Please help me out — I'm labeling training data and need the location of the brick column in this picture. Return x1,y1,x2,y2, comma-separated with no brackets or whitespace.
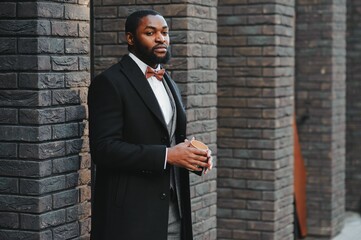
93,3,218,239
296,0,346,237
0,1,91,239
346,0,361,213
217,1,295,240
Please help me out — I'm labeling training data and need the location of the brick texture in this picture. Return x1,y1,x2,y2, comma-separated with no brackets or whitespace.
217,1,295,240
93,2,218,240
346,0,361,213
296,0,346,237
0,1,91,239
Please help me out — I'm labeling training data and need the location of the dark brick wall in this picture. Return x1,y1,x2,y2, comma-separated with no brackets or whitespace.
93,2,218,239
296,0,346,238
217,1,295,239
0,0,356,239
0,1,91,239
346,0,361,213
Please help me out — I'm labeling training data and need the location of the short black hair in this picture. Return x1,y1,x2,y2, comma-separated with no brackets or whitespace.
125,9,162,35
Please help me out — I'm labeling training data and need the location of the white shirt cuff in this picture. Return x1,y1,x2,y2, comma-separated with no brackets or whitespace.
164,148,168,169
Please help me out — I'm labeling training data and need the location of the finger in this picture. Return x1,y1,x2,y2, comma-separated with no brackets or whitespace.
191,154,208,163
191,148,208,156
208,156,213,170
206,150,211,158
184,139,192,147
186,163,202,172
190,159,209,168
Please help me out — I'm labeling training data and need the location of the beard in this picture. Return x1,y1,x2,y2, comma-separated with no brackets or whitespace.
133,37,171,66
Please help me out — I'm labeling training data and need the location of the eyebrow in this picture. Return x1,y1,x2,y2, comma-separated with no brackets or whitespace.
144,26,168,30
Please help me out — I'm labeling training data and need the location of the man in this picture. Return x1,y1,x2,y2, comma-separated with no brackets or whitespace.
88,10,212,240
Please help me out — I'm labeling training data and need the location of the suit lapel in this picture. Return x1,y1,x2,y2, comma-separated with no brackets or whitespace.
163,72,187,135
163,72,186,118
118,55,167,129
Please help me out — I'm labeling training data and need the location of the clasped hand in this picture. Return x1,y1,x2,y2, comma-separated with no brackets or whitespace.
167,139,213,174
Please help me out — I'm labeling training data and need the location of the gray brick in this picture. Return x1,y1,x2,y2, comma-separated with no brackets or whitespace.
17,56,51,71
65,172,79,188
18,2,64,19
19,108,66,125
0,73,17,89
64,4,89,20
94,32,117,44
66,202,91,222
0,108,17,124
0,126,51,142
65,38,90,54
0,177,18,194
0,3,16,18
0,195,52,213
19,73,65,89
0,55,50,72
79,56,90,71
65,72,90,88
94,6,117,18
69,96,86,113
52,56,78,71
53,221,79,240
18,38,64,54
79,22,90,37
20,175,66,195
0,56,18,71
17,2,37,18
0,229,52,240
0,212,18,228
21,210,66,230
19,141,66,160
0,20,50,36
0,160,52,178
66,139,83,155
53,189,78,209
0,143,17,158
52,21,78,36
53,156,79,174
52,89,80,105
0,38,16,54
52,123,79,139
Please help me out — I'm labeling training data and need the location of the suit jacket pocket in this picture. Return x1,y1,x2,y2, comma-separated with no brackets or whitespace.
113,174,128,208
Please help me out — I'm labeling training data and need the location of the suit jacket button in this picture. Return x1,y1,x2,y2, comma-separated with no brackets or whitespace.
160,193,167,200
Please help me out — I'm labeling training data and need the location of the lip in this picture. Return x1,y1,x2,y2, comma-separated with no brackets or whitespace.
154,48,167,53
153,45,168,53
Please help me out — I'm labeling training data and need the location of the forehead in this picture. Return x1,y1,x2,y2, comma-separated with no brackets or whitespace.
137,15,168,29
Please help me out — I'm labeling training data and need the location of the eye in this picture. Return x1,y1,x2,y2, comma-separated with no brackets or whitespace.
146,32,154,36
162,31,168,36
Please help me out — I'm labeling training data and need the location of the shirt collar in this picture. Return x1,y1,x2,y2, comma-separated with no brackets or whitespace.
128,53,161,76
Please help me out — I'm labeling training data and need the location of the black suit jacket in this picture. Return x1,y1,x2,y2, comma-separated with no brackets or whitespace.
88,55,193,240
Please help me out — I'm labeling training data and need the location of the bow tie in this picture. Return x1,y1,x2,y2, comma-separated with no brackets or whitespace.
145,66,165,81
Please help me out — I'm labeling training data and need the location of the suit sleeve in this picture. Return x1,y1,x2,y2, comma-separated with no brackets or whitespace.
88,74,166,173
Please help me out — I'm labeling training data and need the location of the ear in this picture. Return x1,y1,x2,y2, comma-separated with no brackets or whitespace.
126,32,134,46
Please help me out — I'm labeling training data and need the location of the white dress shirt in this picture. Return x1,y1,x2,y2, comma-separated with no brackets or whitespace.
129,53,173,125
129,53,173,168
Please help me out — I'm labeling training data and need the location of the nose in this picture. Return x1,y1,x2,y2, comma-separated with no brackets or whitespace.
155,32,165,42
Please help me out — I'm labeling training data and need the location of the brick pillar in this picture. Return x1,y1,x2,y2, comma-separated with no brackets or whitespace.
0,1,91,239
93,3,218,239
346,0,361,213
217,2,295,240
296,0,346,237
